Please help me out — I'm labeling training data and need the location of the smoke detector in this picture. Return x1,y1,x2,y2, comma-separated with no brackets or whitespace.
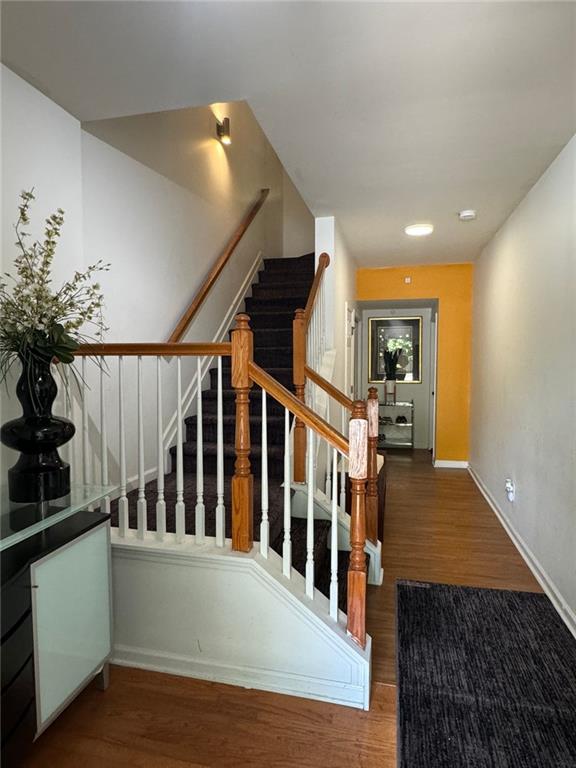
458,209,477,222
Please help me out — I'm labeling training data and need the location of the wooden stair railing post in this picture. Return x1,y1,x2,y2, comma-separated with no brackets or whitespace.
366,387,379,544
347,400,368,648
293,308,307,483
231,313,254,552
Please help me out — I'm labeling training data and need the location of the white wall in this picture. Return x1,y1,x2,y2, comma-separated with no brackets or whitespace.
282,172,314,258
315,217,358,427
1,67,314,489
470,135,576,630
1,65,84,475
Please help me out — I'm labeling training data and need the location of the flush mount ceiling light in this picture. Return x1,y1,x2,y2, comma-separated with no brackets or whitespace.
458,209,477,221
216,117,231,145
404,223,434,237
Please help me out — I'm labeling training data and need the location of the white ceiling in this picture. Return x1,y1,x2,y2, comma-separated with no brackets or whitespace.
2,2,575,266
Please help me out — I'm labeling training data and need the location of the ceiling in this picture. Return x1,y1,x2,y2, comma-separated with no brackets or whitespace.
2,2,575,266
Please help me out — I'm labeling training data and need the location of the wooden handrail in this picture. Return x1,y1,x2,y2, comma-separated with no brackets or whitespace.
75,342,232,357
168,188,270,343
248,361,348,456
303,252,330,329
304,365,353,411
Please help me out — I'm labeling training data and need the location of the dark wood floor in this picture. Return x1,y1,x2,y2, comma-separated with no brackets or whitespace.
24,451,540,767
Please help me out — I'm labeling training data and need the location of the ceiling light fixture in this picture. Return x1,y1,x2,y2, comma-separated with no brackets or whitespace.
216,117,231,145
458,209,477,221
404,223,434,237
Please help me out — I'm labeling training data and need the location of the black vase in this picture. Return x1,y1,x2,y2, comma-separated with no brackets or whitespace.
1,356,75,503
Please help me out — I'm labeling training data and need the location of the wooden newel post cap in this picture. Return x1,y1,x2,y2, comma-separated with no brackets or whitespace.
368,387,378,400
294,308,305,320
234,313,251,331
351,400,367,420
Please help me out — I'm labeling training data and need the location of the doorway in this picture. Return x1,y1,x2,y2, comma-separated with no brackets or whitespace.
357,300,438,452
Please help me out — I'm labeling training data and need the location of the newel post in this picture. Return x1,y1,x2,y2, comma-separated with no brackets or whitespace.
366,387,379,544
347,400,368,648
293,307,307,483
231,313,254,552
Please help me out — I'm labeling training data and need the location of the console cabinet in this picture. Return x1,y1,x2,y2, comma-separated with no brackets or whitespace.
1,501,111,766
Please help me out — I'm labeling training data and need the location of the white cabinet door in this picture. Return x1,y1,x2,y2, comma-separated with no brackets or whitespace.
31,523,111,733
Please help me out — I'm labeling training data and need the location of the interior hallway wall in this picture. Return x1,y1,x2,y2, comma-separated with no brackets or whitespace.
470,135,576,629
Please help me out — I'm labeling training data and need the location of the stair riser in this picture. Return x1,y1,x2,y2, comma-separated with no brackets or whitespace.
248,313,294,329
178,452,284,478
253,348,293,367
210,367,293,390
263,255,314,273
252,283,311,299
230,328,292,347
202,393,286,418
245,296,307,313
186,419,286,446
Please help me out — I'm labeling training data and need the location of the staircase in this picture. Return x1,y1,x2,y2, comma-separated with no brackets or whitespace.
113,254,349,610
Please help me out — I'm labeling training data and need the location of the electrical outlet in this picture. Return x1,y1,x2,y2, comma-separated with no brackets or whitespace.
505,478,515,502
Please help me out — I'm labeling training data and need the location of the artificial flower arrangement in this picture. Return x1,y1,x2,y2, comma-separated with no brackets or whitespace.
0,189,109,385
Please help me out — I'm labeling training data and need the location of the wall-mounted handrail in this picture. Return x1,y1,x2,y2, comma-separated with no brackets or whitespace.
303,252,330,330
167,188,270,344
75,342,232,357
304,365,353,411
249,361,348,456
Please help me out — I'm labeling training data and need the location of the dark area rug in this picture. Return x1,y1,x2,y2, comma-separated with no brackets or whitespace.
397,581,576,768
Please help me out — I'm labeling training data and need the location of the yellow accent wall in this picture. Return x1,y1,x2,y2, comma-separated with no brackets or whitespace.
356,263,473,462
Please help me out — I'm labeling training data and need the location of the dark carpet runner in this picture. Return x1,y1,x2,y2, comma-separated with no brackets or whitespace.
397,581,576,767
112,253,349,611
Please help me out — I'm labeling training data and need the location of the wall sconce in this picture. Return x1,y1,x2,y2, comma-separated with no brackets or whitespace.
216,117,231,145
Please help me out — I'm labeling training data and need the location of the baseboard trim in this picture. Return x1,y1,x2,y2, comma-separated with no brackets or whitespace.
111,645,368,710
433,460,469,469
468,465,576,641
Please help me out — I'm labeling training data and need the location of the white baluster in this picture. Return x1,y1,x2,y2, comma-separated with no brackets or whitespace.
118,356,129,536
62,365,72,479
175,357,186,543
282,407,292,577
81,357,90,487
340,404,347,512
260,389,269,557
195,357,205,542
325,434,332,498
306,428,315,599
215,356,225,547
330,448,339,620
136,356,147,539
100,360,110,515
156,356,166,541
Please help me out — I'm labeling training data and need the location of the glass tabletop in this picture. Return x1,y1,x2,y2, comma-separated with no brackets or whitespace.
0,484,114,552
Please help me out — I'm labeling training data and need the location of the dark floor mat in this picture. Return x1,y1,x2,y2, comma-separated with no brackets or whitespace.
397,581,576,768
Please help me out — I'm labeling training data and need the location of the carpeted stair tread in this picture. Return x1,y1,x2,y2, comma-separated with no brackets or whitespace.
185,413,285,428
173,441,285,461
245,296,309,312
252,283,312,298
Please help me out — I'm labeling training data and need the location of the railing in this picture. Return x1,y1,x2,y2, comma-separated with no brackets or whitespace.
74,343,232,545
168,188,270,343
74,314,369,648
292,254,381,547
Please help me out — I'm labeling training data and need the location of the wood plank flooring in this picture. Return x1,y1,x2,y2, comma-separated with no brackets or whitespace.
24,451,540,768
